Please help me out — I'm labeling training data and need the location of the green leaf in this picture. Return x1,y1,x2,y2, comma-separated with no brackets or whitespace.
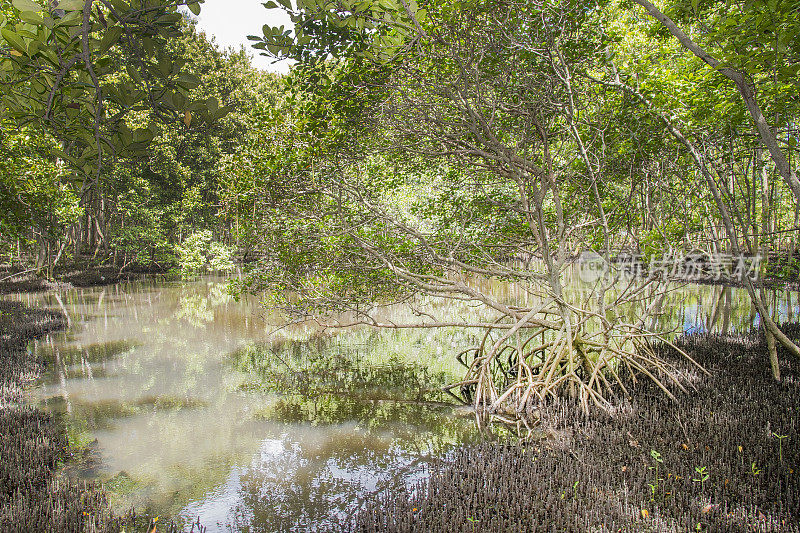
172,91,186,109
110,0,129,12
276,0,291,9
1,28,28,55
132,127,154,143
58,0,85,10
119,127,132,146
158,13,183,24
188,2,201,15
126,64,142,83
98,25,124,54
55,9,81,26
39,47,59,66
262,1,278,8
176,72,200,88
142,36,154,56
158,55,171,77
214,105,232,119
206,96,219,113
19,11,44,25
12,0,42,12
779,64,800,78
50,146,71,160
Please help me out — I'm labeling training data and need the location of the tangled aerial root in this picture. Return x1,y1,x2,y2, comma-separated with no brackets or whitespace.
445,294,707,421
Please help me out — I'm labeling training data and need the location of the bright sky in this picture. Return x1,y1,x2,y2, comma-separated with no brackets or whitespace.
189,0,294,74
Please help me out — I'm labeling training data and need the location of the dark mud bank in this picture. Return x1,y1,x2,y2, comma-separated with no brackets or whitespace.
353,329,800,532
0,264,172,295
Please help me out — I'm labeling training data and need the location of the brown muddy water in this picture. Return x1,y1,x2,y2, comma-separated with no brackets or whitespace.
9,276,800,531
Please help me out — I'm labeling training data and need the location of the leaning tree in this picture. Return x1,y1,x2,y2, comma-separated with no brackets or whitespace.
231,0,710,422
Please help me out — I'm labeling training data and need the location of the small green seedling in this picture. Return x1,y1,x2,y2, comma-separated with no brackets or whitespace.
693,466,710,492
648,450,664,500
751,461,762,476
772,432,789,465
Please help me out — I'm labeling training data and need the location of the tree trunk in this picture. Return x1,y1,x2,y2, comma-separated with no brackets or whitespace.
631,0,800,207
603,75,800,365
765,326,780,381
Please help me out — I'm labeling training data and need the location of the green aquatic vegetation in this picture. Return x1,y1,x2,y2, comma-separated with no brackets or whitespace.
105,470,143,496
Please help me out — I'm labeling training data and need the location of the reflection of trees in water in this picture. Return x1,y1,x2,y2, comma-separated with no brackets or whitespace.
650,284,752,334
231,437,443,532
227,334,482,531
172,282,236,328
263,395,478,443
555,271,797,336
174,294,214,327
230,333,458,403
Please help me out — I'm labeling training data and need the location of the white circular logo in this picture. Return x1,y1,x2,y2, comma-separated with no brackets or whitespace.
576,251,608,283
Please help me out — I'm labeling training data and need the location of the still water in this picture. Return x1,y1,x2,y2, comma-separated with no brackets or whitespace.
11,276,800,531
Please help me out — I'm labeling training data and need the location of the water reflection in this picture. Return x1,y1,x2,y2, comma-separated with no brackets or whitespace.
7,276,799,532
13,279,480,531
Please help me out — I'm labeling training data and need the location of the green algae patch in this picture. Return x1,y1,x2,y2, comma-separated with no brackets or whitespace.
134,395,209,411
36,339,141,365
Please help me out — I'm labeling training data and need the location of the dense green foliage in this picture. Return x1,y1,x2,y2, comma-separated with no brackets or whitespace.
0,1,280,273
0,128,80,262
3,0,795,281
235,0,800,290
